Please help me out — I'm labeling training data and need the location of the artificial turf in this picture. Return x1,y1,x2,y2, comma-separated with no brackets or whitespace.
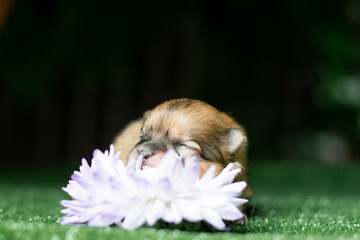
0,160,359,240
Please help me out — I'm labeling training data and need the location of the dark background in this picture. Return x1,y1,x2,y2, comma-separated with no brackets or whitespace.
1,0,360,166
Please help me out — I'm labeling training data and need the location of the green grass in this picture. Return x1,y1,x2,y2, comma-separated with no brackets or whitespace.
1,160,360,240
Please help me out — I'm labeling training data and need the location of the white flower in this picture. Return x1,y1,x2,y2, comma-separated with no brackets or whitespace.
60,145,248,230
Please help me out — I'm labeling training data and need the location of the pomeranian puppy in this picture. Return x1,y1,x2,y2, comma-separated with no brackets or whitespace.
113,98,253,224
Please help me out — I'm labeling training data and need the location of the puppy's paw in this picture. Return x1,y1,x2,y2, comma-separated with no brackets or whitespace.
225,214,248,226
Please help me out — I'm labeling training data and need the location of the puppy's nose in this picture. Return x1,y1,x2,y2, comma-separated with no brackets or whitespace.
139,150,153,162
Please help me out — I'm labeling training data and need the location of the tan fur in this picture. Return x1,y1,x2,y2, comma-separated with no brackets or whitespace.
113,99,253,210
113,120,143,162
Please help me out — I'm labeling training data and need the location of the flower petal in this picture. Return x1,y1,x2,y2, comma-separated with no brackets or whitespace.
198,165,215,185
216,203,243,220
157,178,173,202
177,199,203,222
203,209,226,230
163,202,183,224
121,204,146,229
146,199,166,226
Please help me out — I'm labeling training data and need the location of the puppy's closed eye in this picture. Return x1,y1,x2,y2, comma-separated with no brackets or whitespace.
172,141,200,150
172,140,202,160
181,141,201,151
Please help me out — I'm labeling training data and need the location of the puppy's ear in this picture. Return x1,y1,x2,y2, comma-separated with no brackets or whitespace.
227,128,247,153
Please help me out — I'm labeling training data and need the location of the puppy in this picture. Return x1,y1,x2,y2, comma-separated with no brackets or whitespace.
113,98,253,223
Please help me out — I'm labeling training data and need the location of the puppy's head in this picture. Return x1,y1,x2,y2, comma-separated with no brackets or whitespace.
128,99,247,173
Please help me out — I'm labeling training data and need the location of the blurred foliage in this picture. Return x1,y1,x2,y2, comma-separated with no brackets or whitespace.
0,0,360,163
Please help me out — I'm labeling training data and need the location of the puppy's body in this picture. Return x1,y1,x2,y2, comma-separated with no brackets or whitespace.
113,99,253,216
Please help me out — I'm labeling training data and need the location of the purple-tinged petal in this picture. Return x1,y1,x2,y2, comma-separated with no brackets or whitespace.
135,155,143,170
216,203,243,220
199,165,215,185
121,204,146,229
177,199,203,222
212,181,247,198
125,159,136,172
157,150,181,178
163,202,183,224
146,199,166,226
203,209,226,230
60,215,82,225
79,158,91,176
178,157,199,191
230,198,248,206
157,178,173,201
